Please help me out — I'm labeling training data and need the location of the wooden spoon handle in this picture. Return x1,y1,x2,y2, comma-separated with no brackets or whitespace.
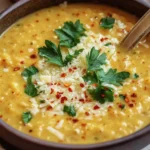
121,9,150,49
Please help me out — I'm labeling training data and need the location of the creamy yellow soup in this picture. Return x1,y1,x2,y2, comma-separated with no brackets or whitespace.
0,3,150,144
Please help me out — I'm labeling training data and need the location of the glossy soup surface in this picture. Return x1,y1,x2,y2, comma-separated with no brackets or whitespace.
0,3,150,144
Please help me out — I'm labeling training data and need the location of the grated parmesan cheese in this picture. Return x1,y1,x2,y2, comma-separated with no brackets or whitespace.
47,126,64,140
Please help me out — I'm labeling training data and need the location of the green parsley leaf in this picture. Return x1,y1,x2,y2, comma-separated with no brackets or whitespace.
64,49,83,66
88,84,114,104
119,94,126,100
21,66,38,77
96,69,130,86
86,47,106,71
55,20,86,48
25,77,38,97
39,100,45,103
83,72,98,84
38,40,64,66
105,42,111,46
22,111,32,124
133,73,139,79
100,17,115,29
63,105,76,117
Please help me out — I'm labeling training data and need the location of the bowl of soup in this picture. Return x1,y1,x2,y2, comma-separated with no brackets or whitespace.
0,0,150,149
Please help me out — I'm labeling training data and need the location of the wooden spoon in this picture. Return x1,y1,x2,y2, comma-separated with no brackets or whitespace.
120,9,150,49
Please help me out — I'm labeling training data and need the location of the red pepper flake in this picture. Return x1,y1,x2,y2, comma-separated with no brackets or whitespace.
13,67,20,71
20,61,24,64
50,88,54,94
118,104,125,109
125,98,130,103
128,103,134,108
84,91,88,98
46,18,49,21
91,23,94,27
35,20,39,23
47,105,53,111
58,92,63,94
69,68,73,72
60,73,66,78
73,67,77,70
81,136,86,139
93,105,100,110
56,92,62,99
81,123,86,127
72,119,79,123
60,96,67,104
131,93,137,98
20,50,23,53
29,129,33,133
79,99,85,103
107,13,112,17
30,54,37,59
85,112,90,116
80,83,84,88
85,99,92,103
100,37,108,42
76,13,80,17
0,115,3,118
68,87,73,92
57,14,60,16
108,106,112,110
57,83,61,86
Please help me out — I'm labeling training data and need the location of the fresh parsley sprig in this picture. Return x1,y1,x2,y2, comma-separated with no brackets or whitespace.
83,47,130,104
88,84,114,104
21,66,39,77
38,40,83,67
64,49,83,66
22,66,39,97
38,40,64,67
22,111,32,124
83,72,98,84
55,20,86,48
100,17,115,29
24,77,38,97
86,47,106,71
63,105,76,117
96,69,130,86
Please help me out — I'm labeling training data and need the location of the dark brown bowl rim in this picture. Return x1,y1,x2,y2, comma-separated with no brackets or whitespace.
1,120,150,149
0,0,150,149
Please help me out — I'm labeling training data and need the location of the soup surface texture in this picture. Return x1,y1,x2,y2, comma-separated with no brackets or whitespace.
0,3,150,144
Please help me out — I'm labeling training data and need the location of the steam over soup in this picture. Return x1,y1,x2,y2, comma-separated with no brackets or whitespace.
0,2,150,144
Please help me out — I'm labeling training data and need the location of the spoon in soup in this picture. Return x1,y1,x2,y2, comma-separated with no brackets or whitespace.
120,9,150,49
